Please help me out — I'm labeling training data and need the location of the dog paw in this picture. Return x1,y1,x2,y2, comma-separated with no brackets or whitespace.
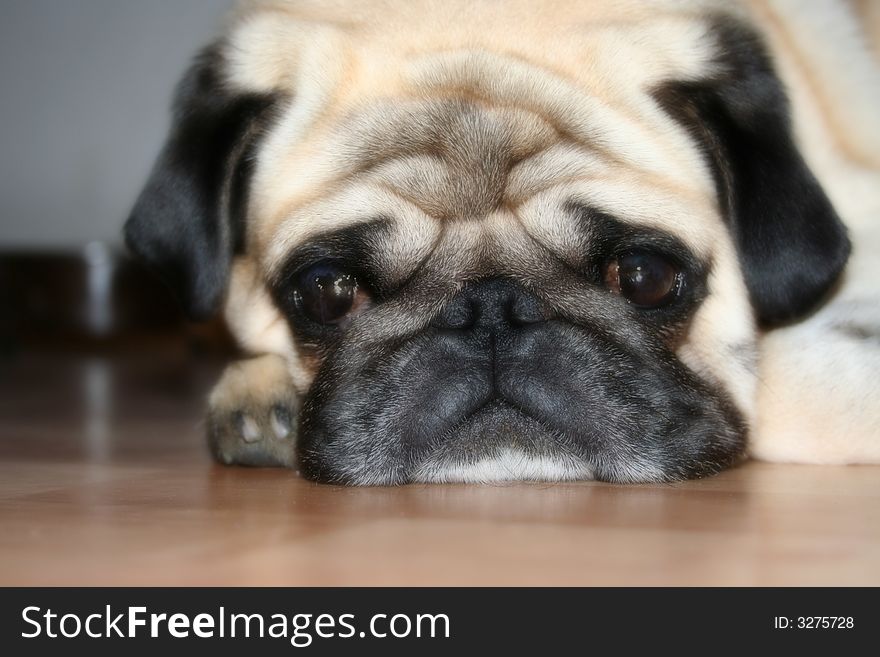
207,355,300,468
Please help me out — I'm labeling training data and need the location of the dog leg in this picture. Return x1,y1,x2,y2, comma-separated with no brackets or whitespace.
751,226,880,464
207,354,300,468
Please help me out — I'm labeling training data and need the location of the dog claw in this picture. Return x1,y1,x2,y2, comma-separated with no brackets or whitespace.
236,412,262,443
271,405,292,440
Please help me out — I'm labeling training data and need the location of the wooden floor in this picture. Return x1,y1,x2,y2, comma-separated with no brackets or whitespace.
1,348,878,586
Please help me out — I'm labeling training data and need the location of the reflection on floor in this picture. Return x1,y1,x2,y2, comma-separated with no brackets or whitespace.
0,349,878,585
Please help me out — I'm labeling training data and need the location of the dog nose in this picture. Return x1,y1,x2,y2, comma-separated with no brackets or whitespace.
432,278,546,330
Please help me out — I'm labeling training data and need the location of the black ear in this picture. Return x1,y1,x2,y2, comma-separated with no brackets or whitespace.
124,45,279,320
654,18,850,325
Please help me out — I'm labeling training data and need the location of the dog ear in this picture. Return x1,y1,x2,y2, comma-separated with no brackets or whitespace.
655,19,850,325
124,45,278,320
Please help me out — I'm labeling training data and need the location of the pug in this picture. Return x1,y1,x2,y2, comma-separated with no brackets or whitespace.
125,0,880,484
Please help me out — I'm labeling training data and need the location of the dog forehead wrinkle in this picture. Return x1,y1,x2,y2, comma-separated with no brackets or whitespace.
339,99,548,172
263,179,445,275
242,6,730,250
336,98,562,222
259,85,716,260
403,48,712,184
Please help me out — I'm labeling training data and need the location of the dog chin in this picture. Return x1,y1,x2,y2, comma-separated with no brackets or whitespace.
411,401,596,484
414,450,595,484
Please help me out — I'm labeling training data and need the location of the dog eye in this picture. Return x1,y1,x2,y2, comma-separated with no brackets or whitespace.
604,251,681,308
294,262,365,325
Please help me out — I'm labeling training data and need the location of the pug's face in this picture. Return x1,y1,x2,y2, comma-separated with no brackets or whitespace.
126,3,849,484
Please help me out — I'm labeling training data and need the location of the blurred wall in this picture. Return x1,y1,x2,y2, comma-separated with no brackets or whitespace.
0,0,234,249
